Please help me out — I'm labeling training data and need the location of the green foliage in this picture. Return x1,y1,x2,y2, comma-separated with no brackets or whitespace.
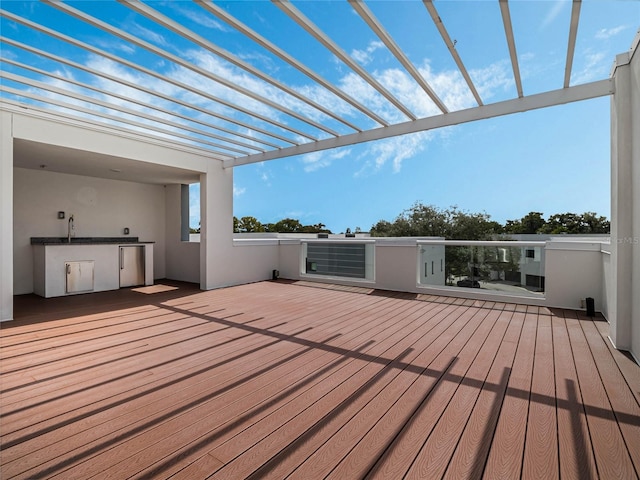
232,206,610,237
233,216,264,233
233,216,331,234
504,211,610,234
370,203,502,240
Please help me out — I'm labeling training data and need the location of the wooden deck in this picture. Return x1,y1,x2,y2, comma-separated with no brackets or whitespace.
1,280,639,479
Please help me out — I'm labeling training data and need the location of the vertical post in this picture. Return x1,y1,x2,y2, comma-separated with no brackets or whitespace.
610,37,640,356
199,161,234,290
0,111,14,321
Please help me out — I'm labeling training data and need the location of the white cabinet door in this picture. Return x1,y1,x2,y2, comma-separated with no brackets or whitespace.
65,261,95,293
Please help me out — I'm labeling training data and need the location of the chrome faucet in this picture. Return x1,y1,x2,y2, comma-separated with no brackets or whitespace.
68,215,74,243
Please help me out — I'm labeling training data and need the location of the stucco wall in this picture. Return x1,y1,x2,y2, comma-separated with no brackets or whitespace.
544,241,604,311
13,168,167,294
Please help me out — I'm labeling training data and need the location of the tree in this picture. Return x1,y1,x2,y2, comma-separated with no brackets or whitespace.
272,218,303,233
538,212,609,234
238,216,264,233
445,207,503,240
504,212,546,234
369,203,501,240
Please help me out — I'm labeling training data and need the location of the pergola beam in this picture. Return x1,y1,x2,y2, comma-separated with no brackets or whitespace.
1,87,233,160
499,0,524,98
226,79,613,167
564,0,582,88
423,0,483,106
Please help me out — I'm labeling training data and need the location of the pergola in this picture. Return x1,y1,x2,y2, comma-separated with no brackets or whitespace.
0,0,622,167
1,1,639,358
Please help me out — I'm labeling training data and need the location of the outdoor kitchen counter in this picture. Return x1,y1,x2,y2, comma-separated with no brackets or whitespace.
31,239,154,298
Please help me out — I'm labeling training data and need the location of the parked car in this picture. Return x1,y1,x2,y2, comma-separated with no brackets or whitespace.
457,278,481,288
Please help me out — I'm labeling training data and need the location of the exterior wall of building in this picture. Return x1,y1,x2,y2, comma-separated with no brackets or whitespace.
632,43,640,359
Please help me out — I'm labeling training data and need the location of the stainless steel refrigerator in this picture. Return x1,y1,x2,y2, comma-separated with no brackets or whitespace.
120,245,145,287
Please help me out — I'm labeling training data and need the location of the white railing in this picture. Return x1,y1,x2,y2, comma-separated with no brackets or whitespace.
417,240,547,300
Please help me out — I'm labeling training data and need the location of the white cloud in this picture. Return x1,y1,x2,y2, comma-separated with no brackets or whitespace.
541,1,566,29
169,3,229,31
595,25,628,40
571,50,607,85
301,148,352,172
351,40,385,65
233,184,246,197
334,58,514,173
355,131,433,176
128,21,170,47
93,37,136,55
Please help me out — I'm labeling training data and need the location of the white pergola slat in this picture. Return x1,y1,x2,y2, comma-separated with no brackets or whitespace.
0,84,235,159
564,0,583,88
0,0,628,167
499,0,524,98
422,0,483,106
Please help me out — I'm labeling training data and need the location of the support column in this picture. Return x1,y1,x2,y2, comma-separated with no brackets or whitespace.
0,111,14,321
610,34,640,357
200,161,234,290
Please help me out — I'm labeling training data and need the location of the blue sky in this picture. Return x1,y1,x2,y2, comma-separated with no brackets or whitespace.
1,1,638,233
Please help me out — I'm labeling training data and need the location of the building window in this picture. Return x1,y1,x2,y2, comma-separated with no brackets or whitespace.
526,249,535,259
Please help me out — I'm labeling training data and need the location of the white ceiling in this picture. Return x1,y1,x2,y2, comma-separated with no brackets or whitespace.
13,139,201,185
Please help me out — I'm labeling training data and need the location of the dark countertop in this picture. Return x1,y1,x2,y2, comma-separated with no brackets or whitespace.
31,237,155,245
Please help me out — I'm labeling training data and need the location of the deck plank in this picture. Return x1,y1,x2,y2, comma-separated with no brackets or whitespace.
482,311,537,479
521,314,558,480
551,313,598,480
